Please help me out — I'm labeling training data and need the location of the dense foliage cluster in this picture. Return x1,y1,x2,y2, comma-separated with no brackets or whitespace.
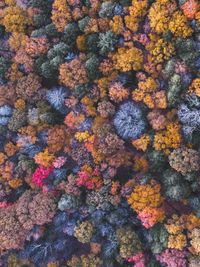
0,0,200,266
